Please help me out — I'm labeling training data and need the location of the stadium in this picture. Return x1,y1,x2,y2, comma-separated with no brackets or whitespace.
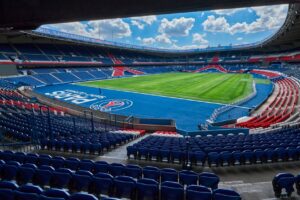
0,0,299,199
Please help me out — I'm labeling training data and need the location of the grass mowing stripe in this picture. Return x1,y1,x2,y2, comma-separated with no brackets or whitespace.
78,73,253,104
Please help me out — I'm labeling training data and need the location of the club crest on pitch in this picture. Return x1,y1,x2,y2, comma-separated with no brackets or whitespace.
90,99,133,112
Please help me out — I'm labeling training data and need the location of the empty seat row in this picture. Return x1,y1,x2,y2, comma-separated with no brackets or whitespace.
0,153,220,186
0,177,240,200
128,129,300,167
0,181,119,200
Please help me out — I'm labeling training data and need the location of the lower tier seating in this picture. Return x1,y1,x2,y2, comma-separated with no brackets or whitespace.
0,150,241,200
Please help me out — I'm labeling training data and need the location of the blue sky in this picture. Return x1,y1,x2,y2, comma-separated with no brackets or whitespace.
42,4,288,50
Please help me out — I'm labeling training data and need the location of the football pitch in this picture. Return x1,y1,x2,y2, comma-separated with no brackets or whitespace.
78,73,254,104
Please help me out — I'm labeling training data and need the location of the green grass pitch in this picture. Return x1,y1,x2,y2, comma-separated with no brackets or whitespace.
78,72,254,104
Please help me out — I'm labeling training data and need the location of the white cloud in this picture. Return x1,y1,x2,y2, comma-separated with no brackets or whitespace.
155,34,173,45
131,15,157,29
172,44,208,50
192,33,208,44
237,37,243,41
202,15,230,33
131,20,145,30
214,8,246,16
140,34,173,46
45,19,132,40
88,19,131,39
131,15,157,25
142,37,156,45
202,5,288,35
45,22,89,36
159,17,195,37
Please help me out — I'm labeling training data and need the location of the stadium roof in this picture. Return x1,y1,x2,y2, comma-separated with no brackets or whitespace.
0,0,297,30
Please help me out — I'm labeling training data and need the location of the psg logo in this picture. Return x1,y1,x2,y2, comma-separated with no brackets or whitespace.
90,99,133,112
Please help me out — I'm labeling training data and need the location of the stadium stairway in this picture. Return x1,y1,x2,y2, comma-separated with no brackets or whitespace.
97,134,150,164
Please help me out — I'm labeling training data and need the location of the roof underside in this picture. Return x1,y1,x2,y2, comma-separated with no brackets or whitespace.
0,0,296,30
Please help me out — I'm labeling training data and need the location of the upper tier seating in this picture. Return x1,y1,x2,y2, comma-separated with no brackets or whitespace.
52,72,80,83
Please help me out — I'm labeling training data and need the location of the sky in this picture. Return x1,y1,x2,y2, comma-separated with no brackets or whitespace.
42,4,289,50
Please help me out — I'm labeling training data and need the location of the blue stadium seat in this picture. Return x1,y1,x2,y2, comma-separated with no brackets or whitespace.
39,165,55,171
51,156,65,169
171,150,185,163
274,147,288,162
50,171,72,189
220,151,233,166
136,178,159,200
64,157,80,171
161,168,178,182
254,149,266,164
33,169,53,187
295,174,300,195
69,193,98,200
17,166,36,184
79,159,94,171
179,170,198,186
193,151,206,166
125,164,142,179
14,190,40,200
0,151,14,162
138,148,149,160
148,148,160,161
70,170,93,192
208,152,220,167
0,180,19,190
161,181,184,200
160,149,170,162
18,184,43,195
42,188,70,199
39,195,65,200
213,189,241,200
143,166,160,182
265,148,275,163
241,150,254,165
127,146,137,159
114,176,137,199
110,163,125,176
94,161,109,173
38,155,52,166
24,153,39,164
273,173,295,197
286,147,298,161
199,172,219,190
89,172,114,196
2,163,19,180
232,151,242,165
186,185,212,200
0,188,14,200
13,152,26,163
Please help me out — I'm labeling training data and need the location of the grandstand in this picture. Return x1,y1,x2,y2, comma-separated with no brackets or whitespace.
0,1,300,200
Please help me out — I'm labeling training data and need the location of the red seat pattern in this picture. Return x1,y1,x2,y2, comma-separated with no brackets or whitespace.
251,69,281,78
109,54,144,77
194,65,228,73
237,78,299,129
